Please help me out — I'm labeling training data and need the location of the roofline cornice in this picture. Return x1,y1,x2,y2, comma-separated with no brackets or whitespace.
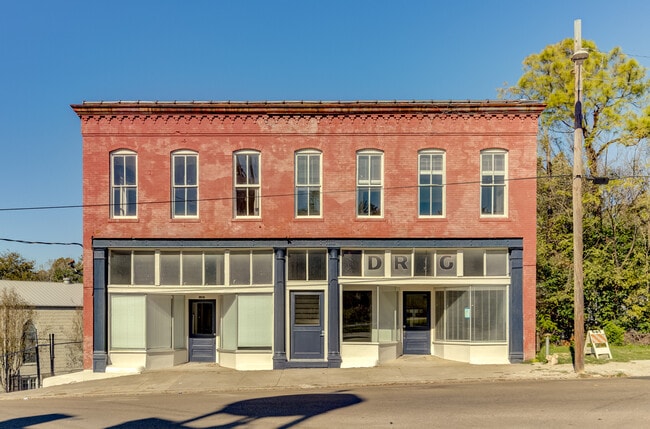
71,100,546,117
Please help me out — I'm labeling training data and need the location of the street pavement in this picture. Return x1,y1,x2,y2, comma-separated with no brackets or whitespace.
2,355,650,401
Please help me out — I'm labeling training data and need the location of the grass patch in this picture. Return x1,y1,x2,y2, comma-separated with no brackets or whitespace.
536,344,650,365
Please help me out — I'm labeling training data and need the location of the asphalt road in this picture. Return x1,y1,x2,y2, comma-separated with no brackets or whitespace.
2,377,649,428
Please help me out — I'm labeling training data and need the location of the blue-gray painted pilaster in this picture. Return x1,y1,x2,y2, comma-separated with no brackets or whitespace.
327,248,342,367
92,248,108,372
509,247,524,362
273,248,288,369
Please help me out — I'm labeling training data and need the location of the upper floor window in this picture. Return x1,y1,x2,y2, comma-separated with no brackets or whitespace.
480,150,507,216
295,150,322,217
357,150,383,217
234,151,260,217
111,150,137,218
172,151,198,218
418,150,445,217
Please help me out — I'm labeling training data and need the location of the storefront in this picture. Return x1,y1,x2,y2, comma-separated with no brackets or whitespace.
91,238,523,372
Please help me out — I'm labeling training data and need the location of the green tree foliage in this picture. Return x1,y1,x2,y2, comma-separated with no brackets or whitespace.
502,38,650,178
38,257,83,283
0,252,38,281
0,251,83,283
504,39,650,341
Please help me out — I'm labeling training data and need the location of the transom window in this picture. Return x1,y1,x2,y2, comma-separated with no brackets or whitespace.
109,249,274,286
287,249,327,281
480,150,507,216
110,150,137,218
172,151,198,218
418,150,445,216
340,248,508,278
234,151,261,217
295,150,322,217
356,150,383,217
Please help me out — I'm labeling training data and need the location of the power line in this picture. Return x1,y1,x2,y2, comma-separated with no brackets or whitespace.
0,174,567,213
1,173,647,214
0,238,83,247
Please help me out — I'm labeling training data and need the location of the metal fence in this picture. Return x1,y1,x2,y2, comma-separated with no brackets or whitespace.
4,334,83,392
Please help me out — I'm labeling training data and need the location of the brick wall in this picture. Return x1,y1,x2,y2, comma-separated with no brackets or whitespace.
78,102,542,367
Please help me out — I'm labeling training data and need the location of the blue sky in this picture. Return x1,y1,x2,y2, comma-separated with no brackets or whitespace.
1,0,649,268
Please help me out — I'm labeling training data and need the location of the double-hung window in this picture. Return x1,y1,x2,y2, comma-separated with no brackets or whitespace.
295,150,322,217
356,150,383,217
234,151,261,217
480,150,507,216
172,151,198,218
418,150,445,216
111,150,137,218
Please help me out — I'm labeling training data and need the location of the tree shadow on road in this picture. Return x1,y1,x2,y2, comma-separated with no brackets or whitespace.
107,391,362,428
0,413,73,429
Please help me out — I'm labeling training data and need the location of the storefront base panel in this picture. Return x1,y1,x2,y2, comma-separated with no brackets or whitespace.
340,343,400,368
218,351,273,371
433,343,509,364
108,350,188,371
108,351,146,372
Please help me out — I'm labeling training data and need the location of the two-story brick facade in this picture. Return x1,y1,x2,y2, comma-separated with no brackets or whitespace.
73,100,544,372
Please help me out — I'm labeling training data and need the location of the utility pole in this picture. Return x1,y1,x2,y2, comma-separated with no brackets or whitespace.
571,19,589,374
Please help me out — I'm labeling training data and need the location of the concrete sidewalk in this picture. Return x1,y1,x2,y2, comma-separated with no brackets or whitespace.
3,356,650,401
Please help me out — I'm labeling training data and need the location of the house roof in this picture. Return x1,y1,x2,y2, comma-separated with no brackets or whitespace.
0,280,82,308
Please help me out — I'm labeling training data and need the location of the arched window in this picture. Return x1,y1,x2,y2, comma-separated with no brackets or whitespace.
295,149,322,217
234,150,261,217
171,150,199,218
480,149,508,216
110,149,138,218
418,149,446,217
22,321,38,364
356,150,383,217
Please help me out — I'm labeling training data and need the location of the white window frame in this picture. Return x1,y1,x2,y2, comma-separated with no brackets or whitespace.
234,151,261,218
418,150,446,217
480,150,508,217
356,150,383,217
295,150,322,217
171,150,199,218
110,150,137,218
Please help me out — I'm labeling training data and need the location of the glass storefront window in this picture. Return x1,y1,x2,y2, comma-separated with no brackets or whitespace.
343,291,372,342
343,287,398,343
435,287,506,343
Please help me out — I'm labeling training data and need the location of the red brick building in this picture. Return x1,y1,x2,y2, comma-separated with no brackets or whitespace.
73,100,544,372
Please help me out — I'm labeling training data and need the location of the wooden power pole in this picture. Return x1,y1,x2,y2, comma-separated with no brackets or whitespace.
571,19,588,374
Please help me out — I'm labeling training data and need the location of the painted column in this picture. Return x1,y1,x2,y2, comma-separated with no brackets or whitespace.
327,247,342,367
92,248,108,372
273,247,287,369
508,247,524,362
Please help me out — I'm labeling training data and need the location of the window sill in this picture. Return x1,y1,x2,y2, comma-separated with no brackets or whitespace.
171,217,201,223
108,218,139,223
479,216,509,221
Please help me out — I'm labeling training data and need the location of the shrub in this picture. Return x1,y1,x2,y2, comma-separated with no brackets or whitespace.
603,321,625,346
